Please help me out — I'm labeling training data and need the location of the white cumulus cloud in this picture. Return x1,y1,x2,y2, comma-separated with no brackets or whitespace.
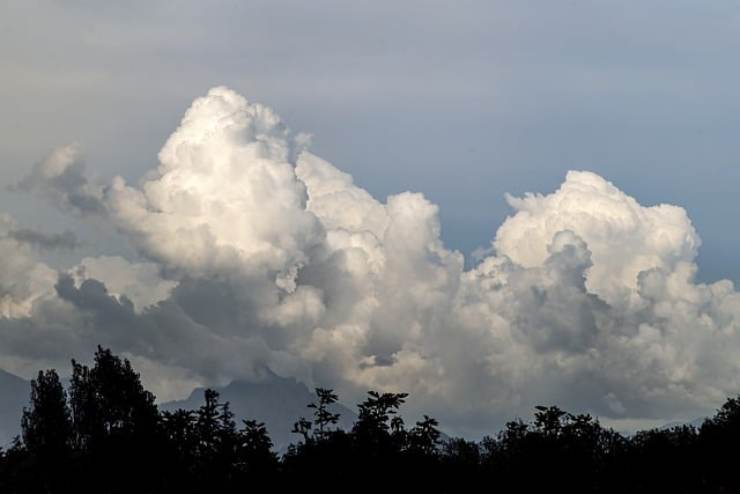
6,86,740,436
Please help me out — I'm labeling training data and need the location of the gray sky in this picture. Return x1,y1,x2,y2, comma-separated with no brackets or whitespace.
3,0,740,280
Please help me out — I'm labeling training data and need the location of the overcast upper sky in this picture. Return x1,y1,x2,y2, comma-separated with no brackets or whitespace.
3,1,740,436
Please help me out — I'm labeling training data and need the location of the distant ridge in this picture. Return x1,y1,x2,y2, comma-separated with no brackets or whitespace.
162,373,356,451
1,367,358,451
0,369,29,448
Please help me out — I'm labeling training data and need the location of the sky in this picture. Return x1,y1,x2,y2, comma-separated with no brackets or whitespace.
2,0,740,436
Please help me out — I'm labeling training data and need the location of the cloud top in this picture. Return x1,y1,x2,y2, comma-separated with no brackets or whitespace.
496,170,700,308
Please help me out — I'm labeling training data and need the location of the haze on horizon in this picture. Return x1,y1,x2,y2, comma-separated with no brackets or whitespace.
2,0,740,437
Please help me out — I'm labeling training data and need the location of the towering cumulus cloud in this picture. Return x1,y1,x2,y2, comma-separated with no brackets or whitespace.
4,86,740,434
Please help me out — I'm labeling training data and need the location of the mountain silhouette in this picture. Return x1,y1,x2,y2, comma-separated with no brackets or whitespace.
162,372,356,450
0,369,29,448
1,366,358,451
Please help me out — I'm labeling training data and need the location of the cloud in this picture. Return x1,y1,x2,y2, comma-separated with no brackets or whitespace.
0,214,57,318
106,87,322,281
13,143,106,215
7,228,80,250
69,256,176,313
495,170,701,310
6,86,740,436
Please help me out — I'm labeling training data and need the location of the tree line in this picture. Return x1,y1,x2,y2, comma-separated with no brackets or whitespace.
2,347,740,493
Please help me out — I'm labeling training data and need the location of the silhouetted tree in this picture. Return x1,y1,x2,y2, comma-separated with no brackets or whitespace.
533,404,567,436
69,346,158,448
193,389,240,486
236,419,277,476
13,369,72,493
291,416,313,444
10,345,740,493
21,369,71,458
408,415,441,455
68,347,161,493
695,397,740,492
160,408,198,486
353,390,408,444
308,388,340,440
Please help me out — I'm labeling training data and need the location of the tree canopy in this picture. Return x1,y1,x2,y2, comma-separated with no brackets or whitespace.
2,347,740,493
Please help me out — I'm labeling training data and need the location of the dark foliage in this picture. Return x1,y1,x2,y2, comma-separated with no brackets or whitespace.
2,347,740,493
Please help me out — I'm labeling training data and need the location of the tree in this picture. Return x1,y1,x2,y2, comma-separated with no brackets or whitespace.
352,391,408,455
236,419,277,474
16,369,73,492
354,391,408,435
69,346,158,448
161,408,198,482
307,388,341,440
21,369,72,458
194,388,240,485
408,415,441,456
533,405,567,437
291,416,313,444
67,347,162,493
